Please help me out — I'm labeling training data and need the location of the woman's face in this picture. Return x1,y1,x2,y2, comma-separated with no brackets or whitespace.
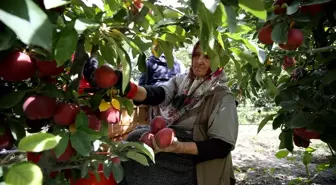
192,45,210,77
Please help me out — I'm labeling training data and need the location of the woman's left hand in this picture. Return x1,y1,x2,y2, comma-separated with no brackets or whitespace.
151,137,182,154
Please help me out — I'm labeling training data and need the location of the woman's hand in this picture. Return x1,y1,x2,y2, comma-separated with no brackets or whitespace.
151,137,182,154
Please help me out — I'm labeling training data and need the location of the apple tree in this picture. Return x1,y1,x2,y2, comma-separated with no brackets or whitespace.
0,0,274,184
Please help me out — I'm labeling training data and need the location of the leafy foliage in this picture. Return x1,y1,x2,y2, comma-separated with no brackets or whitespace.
0,0,335,184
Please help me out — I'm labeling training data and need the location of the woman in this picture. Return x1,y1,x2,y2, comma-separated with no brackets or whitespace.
85,41,239,185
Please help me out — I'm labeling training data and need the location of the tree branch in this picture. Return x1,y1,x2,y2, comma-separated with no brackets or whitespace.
69,36,89,94
304,46,336,54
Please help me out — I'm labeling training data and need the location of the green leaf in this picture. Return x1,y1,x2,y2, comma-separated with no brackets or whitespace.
100,121,109,137
302,151,312,166
0,0,53,51
224,5,237,33
198,2,214,49
74,18,100,35
230,47,259,68
290,112,315,128
190,0,199,13
90,94,103,111
137,53,147,73
160,41,174,69
238,0,267,20
275,149,290,159
305,147,316,153
18,133,60,152
122,98,134,116
321,69,336,84
120,142,155,163
279,129,294,152
103,163,112,179
53,132,69,158
111,163,124,183
5,162,43,185
258,114,276,134
40,84,64,98
301,0,332,6
126,151,149,166
75,111,89,129
266,78,278,97
116,46,131,94
0,27,16,51
273,114,285,130
200,0,220,13
80,162,89,178
54,28,78,66
8,119,26,141
0,90,26,109
113,30,142,55
286,1,300,15
43,0,69,9
99,40,116,65
79,127,102,141
70,131,92,156
271,22,288,44
316,163,330,172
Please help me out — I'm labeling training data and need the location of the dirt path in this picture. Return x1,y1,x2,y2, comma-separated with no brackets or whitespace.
233,125,336,185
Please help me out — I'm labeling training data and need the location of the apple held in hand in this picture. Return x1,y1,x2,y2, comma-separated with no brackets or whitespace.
155,128,175,148
150,116,167,134
139,131,155,148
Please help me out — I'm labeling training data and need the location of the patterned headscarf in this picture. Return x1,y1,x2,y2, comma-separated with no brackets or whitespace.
159,41,228,124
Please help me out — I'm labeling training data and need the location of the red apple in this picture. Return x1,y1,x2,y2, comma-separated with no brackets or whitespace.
0,51,36,82
88,114,101,131
294,128,320,140
0,127,13,150
51,141,76,162
23,95,57,120
155,128,175,148
139,131,154,148
99,106,120,124
293,134,310,148
258,25,273,45
273,0,288,14
70,171,117,185
53,103,80,126
26,152,42,164
34,59,64,76
94,65,119,88
279,29,304,50
150,116,167,134
282,56,296,70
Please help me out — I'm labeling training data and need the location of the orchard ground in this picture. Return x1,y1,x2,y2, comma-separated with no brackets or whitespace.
233,124,336,185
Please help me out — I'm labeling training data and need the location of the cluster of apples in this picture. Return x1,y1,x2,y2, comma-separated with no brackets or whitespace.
0,51,64,83
293,128,320,148
258,25,304,51
273,0,329,16
139,116,175,149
